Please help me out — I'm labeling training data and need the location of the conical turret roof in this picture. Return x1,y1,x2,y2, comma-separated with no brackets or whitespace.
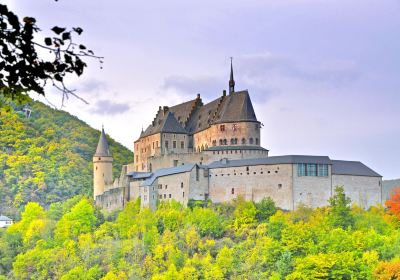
94,127,111,157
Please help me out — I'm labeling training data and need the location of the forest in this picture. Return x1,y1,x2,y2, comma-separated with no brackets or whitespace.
1,187,400,279
0,101,133,218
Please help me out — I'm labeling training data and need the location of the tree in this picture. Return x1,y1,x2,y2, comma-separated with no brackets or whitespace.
328,186,354,229
386,187,400,220
0,3,101,107
255,197,277,222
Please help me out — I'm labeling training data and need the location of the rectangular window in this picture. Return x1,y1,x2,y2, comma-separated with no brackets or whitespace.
165,141,169,148
318,164,328,177
173,160,178,167
298,163,328,177
163,194,166,199
181,141,184,149
173,141,177,148
231,188,235,194
220,125,225,132
156,141,159,147
169,194,172,198
183,192,185,198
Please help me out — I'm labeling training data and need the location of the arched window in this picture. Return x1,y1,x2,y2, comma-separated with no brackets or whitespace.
223,139,227,145
234,138,238,144
230,138,235,145
242,138,246,144
212,140,216,146
205,144,208,150
201,145,204,151
219,139,223,145
255,138,259,145
249,138,254,144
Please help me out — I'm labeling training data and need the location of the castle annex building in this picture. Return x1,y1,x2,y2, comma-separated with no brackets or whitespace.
94,62,382,211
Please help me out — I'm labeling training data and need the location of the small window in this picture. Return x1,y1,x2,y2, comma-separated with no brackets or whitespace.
246,166,249,171
181,141,184,149
173,141,177,148
183,192,185,197
181,182,184,189
220,125,225,132
278,184,282,189
164,194,166,199
165,185,168,189
169,194,172,198
165,141,169,148
231,188,234,194
249,138,254,144
242,138,246,144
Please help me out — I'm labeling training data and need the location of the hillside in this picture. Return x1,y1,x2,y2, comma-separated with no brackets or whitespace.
0,101,133,217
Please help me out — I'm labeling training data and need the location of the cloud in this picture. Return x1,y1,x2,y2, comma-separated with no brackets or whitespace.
162,75,225,100
90,99,130,115
79,79,108,93
239,53,360,87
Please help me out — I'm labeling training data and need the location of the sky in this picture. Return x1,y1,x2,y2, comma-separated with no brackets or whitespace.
6,0,400,179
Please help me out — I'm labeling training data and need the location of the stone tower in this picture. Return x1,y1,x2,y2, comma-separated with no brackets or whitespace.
93,127,113,199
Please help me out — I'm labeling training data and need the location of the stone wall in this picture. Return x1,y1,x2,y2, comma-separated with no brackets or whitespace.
332,174,382,208
193,121,261,152
93,155,113,199
208,163,294,210
134,133,161,172
292,165,332,209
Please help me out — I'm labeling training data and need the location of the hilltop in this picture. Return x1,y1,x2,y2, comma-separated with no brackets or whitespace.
0,101,133,217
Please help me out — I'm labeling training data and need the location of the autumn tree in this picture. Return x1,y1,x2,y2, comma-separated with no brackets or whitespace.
386,187,400,220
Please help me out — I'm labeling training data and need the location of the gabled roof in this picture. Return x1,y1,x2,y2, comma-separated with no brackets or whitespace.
94,128,111,157
126,172,153,179
331,160,381,177
0,215,12,221
141,163,197,186
160,112,188,134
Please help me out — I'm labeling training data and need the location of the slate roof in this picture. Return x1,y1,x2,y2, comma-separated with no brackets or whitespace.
217,91,257,123
207,155,332,169
331,160,381,177
126,172,153,179
138,90,259,140
161,112,188,134
0,215,12,222
94,128,111,157
141,164,196,186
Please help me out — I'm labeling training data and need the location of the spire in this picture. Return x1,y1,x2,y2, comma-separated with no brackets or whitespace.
229,57,235,94
94,127,111,157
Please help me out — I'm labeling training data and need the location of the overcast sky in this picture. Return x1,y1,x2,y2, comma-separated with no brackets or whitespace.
7,0,400,179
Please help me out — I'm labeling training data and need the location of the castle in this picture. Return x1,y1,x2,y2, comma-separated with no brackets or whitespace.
94,62,382,211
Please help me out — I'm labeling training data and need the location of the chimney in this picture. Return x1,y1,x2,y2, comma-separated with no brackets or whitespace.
163,106,169,115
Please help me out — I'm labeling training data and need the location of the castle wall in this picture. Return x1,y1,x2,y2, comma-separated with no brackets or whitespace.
208,164,294,210
95,187,126,211
193,122,261,152
160,133,189,158
332,174,382,208
292,164,332,209
134,133,161,172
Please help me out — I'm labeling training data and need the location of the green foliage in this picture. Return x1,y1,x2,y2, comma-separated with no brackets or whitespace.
328,186,354,229
255,197,277,222
1,195,400,279
0,101,133,216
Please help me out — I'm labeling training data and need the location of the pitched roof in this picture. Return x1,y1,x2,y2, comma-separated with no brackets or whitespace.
126,172,153,179
94,128,111,157
217,91,258,123
0,215,12,221
160,112,188,134
207,155,332,169
141,163,196,186
137,89,259,140
331,160,381,177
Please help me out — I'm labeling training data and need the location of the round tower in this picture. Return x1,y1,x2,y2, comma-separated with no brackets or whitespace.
93,126,113,200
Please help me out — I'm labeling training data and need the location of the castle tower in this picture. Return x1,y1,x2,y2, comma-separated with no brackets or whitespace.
93,126,113,200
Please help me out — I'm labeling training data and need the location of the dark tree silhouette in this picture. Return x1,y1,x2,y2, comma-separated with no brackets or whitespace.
0,3,102,107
